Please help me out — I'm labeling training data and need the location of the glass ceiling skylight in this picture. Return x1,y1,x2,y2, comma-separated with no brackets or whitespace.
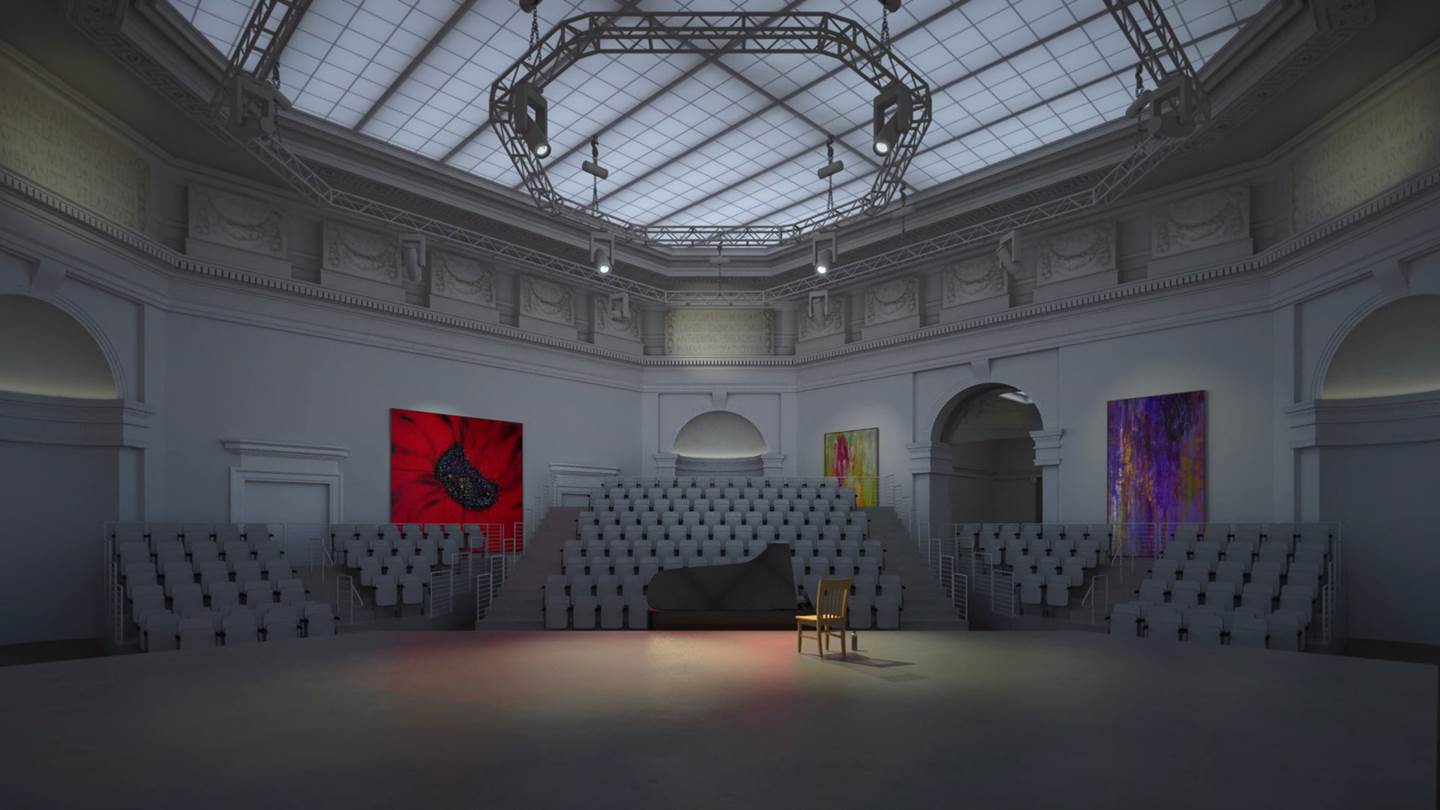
167,0,1261,231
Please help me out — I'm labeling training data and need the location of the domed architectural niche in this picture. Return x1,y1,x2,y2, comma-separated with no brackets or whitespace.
0,294,116,399
672,411,769,477
1323,294,1440,399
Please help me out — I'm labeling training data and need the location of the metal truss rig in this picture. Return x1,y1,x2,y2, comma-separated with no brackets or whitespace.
490,12,933,249
71,0,1243,309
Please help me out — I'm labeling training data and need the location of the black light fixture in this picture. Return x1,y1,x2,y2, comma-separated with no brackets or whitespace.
590,232,614,275
512,80,549,159
519,0,540,13
813,231,837,276
872,81,912,157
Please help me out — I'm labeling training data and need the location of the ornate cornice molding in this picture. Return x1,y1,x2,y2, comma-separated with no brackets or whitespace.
2,159,1438,370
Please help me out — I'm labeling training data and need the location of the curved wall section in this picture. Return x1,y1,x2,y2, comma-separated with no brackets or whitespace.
1323,295,1440,399
0,295,117,399
672,411,769,459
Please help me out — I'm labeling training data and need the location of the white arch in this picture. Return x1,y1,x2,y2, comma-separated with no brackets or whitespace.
0,293,120,399
1313,292,1440,401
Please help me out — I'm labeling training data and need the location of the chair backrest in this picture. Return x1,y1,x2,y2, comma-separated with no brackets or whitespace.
814,577,852,621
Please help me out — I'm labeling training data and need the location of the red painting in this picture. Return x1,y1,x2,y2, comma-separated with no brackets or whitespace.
390,408,523,548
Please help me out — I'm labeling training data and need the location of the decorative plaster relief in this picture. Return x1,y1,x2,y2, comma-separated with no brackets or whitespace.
188,185,285,257
864,276,918,325
0,59,148,231
665,309,774,356
1035,223,1115,285
798,297,844,340
1151,186,1250,257
520,275,575,325
593,295,640,339
322,221,400,281
942,254,1007,306
430,249,495,305
1293,57,1440,231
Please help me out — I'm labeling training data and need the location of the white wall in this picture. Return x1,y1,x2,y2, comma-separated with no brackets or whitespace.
0,441,118,644
160,310,643,524
1321,439,1440,645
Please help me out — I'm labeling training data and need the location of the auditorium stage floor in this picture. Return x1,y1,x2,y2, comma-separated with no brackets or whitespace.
0,630,1433,809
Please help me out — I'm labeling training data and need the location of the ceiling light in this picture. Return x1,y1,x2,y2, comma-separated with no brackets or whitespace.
872,82,912,158
512,81,549,160
590,232,614,275
813,232,837,277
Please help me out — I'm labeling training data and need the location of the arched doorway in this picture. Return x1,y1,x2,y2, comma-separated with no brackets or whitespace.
671,410,768,478
931,384,1044,524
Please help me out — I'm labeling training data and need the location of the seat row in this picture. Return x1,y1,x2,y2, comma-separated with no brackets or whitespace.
109,523,275,546
138,602,338,652
339,537,459,568
115,534,288,573
1135,575,1319,618
328,523,508,543
579,520,866,544
591,494,857,515
598,481,852,501
542,573,902,630
1109,603,1310,650
1159,536,1328,569
997,538,1103,569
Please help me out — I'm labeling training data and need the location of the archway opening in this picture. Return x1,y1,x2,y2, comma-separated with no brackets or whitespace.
932,384,1044,524
0,294,117,399
672,411,768,477
1323,294,1440,399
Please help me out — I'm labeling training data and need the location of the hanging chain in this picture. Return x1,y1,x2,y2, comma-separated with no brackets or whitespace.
530,6,540,48
591,137,600,211
881,6,890,48
1134,64,1145,141
825,137,835,214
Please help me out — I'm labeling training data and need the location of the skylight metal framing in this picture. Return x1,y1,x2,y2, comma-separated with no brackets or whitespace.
489,11,933,248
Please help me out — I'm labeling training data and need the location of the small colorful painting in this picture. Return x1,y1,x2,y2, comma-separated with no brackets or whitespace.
1106,391,1206,545
390,408,523,549
823,428,879,507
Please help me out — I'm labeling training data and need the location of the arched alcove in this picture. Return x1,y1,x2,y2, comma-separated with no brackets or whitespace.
672,410,768,477
931,384,1045,523
1322,294,1440,399
0,294,118,399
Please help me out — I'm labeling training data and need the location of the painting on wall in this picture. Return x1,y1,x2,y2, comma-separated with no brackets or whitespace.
824,428,879,507
390,408,523,550
1106,391,1206,547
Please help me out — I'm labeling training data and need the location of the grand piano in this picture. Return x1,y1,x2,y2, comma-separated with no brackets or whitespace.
644,543,798,629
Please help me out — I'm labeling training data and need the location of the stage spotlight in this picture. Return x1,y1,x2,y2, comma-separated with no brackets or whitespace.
879,0,901,12
512,81,549,160
872,82,912,157
813,232,837,276
519,0,540,12
590,233,614,274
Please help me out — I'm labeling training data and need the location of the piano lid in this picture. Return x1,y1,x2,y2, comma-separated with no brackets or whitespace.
645,543,797,613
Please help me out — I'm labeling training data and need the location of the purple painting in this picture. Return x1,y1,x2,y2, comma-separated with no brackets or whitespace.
1106,391,1206,546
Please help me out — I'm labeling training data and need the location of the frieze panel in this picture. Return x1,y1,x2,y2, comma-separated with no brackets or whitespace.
188,185,285,257
864,276,918,325
1035,223,1115,285
798,299,844,340
942,254,1007,306
430,249,495,305
322,221,399,281
1293,58,1440,231
0,59,148,231
593,297,640,339
519,275,575,325
665,309,774,356
1151,186,1250,257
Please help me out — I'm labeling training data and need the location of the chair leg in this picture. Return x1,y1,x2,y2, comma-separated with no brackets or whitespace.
841,626,847,657
797,625,803,652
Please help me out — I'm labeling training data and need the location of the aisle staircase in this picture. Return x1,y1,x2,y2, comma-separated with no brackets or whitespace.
864,508,968,630
475,507,579,630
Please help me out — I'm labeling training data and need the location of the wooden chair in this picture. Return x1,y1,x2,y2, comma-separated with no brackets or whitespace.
797,577,852,658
